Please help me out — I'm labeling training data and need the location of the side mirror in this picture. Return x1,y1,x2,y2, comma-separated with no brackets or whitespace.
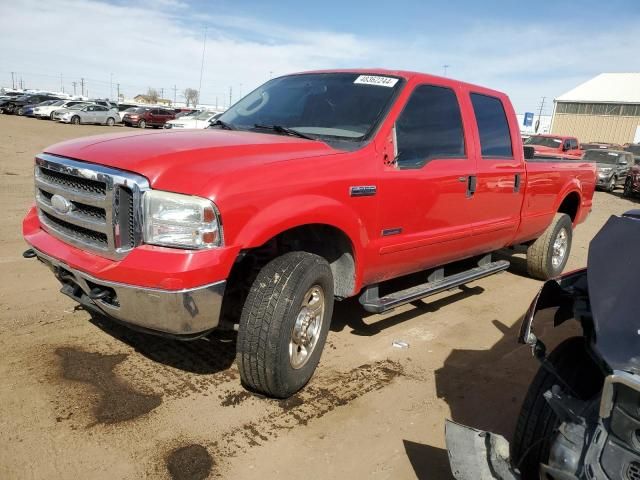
562,143,570,151
523,145,535,160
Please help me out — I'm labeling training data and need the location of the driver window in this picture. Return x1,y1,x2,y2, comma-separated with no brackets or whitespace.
394,85,465,169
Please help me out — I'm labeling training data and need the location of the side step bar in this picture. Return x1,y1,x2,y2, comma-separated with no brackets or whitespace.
359,259,510,314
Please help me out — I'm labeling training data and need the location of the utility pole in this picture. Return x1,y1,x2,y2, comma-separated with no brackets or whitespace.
60,73,64,93
443,64,450,77
160,87,164,100
173,85,177,105
20,77,24,89
11,72,15,89
80,78,85,97
117,83,120,100
72,81,77,95
229,86,232,107
198,26,208,108
536,96,546,133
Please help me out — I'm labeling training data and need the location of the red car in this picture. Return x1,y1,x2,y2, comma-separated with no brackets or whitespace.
524,134,583,157
122,106,175,128
23,69,596,397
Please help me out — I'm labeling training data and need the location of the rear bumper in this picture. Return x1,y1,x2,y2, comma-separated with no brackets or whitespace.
31,247,226,337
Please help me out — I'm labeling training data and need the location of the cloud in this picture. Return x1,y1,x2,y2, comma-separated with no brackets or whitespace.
1,0,638,112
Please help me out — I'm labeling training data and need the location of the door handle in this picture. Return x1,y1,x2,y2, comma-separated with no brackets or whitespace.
514,173,521,193
466,175,477,198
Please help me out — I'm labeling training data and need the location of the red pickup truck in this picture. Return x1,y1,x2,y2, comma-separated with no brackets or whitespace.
524,134,583,157
23,70,596,397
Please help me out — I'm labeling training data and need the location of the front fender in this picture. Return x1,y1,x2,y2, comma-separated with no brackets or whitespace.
518,268,588,345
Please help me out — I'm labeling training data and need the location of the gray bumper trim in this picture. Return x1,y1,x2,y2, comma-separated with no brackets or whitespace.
32,248,226,336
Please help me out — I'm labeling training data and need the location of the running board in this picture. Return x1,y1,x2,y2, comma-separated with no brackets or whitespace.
359,260,510,314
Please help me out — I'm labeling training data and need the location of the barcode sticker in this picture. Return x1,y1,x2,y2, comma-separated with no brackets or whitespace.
354,75,399,87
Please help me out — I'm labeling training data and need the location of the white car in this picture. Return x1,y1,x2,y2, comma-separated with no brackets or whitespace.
37,100,88,120
164,110,222,129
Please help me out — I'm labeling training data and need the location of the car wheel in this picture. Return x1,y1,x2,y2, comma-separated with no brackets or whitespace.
106,117,115,126
49,112,55,120
623,178,634,197
17,107,24,116
138,120,146,129
526,213,573,280
607,176,616,192
236,251,334,398
511,337,603,479
71,116,80,125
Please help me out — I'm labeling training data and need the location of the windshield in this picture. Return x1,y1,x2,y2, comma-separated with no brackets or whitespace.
584,150,622,164
50,100,65,106
524,136,563,148
218,72,403,142
625,145,640,155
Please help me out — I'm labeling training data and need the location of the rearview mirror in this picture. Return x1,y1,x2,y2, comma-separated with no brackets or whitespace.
523,145,535,160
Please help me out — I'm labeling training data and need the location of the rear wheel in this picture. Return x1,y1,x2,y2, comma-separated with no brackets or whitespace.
526,213,572,280
138,119,146,129
511,337,603,479
17,107,24,116
106,117,115,126
607,176,616,192
236,252,334,398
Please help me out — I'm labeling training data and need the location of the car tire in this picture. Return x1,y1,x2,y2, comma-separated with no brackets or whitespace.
526,213,573,280
138,120,146,129
49,112,55,120
17,107,24,116
607,176,616,193
71,116,80,125
106,117,115,126
236,251,334,398
623,178,634,197
511,337,603,479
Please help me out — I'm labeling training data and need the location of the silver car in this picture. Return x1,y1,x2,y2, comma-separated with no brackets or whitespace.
58,104,118,126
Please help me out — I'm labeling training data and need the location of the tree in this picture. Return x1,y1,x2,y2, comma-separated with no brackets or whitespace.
183,88,199,107
147,88,160,103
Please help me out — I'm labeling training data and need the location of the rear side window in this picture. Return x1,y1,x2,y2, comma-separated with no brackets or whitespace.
395,85,465,169
470,93,513,157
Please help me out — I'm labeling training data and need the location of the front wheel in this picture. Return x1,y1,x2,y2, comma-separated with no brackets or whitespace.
17,107,24,116
526,213,573,280
50,112,55,120
138,119,146,129
511,337,603,479
71,115,80,125
623,178,633,197
607,176,616,193
236,252,334,398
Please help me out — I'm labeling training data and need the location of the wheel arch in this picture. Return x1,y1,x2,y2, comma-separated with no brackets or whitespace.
556,190,581,224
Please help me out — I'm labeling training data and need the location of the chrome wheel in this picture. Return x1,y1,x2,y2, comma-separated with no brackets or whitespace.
551,228,568,268
289,285,325,369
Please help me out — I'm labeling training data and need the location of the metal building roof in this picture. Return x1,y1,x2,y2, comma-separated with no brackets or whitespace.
556,73,640,103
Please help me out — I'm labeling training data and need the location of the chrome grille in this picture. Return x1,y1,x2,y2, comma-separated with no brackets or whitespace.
34,154,149,260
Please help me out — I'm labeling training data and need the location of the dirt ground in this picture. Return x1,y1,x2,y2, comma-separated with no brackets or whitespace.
0,114,636,479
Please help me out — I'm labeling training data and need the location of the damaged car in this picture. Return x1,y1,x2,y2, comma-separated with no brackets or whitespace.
446,210,640,479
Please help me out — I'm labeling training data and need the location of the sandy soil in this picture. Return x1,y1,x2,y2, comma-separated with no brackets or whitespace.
0,114,636,479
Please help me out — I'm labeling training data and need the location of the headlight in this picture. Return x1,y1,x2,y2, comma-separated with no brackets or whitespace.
143,190,222,249
598,167,612,174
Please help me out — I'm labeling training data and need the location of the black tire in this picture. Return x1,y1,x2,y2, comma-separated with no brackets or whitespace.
511,337,603,479
106,117,115,126
607,176,616,193
623,178,633,197
71,115,80,125
236,251,334,398
50,112,55,120
138,119,146,129
17,107,24,116
526,213,573,280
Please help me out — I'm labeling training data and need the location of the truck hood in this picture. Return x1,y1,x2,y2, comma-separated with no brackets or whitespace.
43,129,341,195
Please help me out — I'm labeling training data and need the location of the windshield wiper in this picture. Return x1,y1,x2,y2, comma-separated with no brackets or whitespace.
253,124,316,140
210,119,236,130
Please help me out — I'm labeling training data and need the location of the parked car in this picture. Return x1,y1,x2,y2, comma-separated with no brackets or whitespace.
164,110,221,129
580,141,623,151
22,99,58,117
524,134,582,157
22,69,596,398
584,149,633,192
174,109,200,118
35,100,87,120
623,159,640,197
446,209,640,480
57,104,118,126
0,93,61,115
624,143,640,164
116,103,138,122
122,107,175,128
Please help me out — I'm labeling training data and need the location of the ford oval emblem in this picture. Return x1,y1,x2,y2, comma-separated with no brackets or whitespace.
51,194,73,214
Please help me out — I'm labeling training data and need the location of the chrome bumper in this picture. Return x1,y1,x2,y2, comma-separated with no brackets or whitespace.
32,248,226,337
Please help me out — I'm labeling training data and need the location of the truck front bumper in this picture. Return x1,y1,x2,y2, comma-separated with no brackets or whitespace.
30,247,226,338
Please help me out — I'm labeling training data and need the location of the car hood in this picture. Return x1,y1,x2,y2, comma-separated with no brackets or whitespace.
588,214,640,374
43,129,341,196
595,162,617,169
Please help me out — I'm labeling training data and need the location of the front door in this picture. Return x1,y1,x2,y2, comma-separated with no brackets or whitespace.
373,83,478,282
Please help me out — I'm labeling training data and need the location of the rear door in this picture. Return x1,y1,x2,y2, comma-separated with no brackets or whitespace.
149,108,160,125
375,82,478,280
467,92,525,253
83,105,96,123
94,105,108,123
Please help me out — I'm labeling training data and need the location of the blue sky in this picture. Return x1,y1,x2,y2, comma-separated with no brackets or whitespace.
1,0,639,113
